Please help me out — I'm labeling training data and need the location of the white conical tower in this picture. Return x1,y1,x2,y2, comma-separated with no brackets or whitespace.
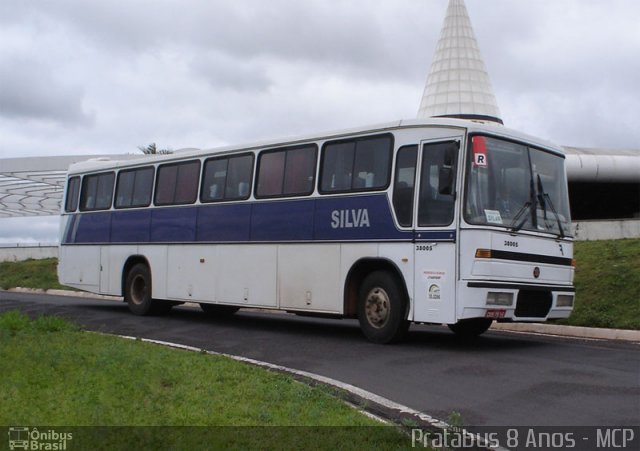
417,0,503,124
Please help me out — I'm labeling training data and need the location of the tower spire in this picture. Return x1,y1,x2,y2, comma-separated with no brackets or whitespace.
417,0,503,124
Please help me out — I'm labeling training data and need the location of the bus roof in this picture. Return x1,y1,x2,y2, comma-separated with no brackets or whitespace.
66,118,564,175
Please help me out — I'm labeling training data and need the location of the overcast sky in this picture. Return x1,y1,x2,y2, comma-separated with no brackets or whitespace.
1,0,639,242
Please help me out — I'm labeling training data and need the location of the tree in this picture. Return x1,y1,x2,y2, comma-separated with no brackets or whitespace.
137,143,173,154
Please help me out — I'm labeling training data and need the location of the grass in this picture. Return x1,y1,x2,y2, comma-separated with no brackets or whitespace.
561,239,640,330
0,258,71,291
0,311,413,449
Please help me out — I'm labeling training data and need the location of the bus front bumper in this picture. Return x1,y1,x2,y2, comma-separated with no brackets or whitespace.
459,281,575,322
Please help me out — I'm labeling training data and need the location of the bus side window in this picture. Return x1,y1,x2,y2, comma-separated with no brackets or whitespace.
115,166,154,209
256,151,285,197
256,145,317,198
155,160,200,206
65,176,81,212
116,170,135,208
201,158,228,202
320,134,393,194
418,141,458,226
225,154,253,200
282,145,317,196
353,136,392,190
392,145,418,227
175,161,200,204
132,167,154,207
201,154,254,203
80,172,115,211
321,141,355,192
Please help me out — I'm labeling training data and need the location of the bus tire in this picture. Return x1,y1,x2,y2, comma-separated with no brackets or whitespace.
448,318,493,338
124,263,171,316
199,303,239,317
357,271,410,344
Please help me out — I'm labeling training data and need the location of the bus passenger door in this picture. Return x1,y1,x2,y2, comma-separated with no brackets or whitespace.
413,138,461,325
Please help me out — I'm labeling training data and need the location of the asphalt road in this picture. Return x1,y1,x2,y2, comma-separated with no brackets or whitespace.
1,291,638,427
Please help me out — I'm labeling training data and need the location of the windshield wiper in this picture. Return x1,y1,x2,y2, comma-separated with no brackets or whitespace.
510,177,537,232
536,174,565,238
509,201,532,232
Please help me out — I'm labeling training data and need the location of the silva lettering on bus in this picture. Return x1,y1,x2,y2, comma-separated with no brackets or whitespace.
331,209,370,229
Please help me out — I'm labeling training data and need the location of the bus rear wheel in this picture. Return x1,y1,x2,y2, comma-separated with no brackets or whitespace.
124,263,171,315
448,318,493,338
357,271,409,344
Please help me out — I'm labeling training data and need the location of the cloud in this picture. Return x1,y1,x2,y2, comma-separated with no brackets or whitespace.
0,56,95,126
0,0,638,162
189,52,272,93
466,0,640,146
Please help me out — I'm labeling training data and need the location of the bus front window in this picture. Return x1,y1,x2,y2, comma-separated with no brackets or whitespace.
464,136,571,237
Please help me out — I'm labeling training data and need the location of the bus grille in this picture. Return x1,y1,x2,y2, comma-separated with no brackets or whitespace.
515,290,552,318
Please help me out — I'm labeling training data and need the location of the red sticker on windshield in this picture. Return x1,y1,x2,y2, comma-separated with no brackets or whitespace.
472,136,488,167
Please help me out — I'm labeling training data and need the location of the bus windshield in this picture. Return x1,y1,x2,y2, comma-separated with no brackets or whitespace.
464,135,572,237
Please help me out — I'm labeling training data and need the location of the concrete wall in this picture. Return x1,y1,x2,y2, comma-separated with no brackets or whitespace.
0,243,58,262
572,219,640,241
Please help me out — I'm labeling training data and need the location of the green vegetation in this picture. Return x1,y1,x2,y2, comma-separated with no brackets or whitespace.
0,311,411,449
0,258,70,291
446,411,464,429
562,239,640,330
137,142,173,155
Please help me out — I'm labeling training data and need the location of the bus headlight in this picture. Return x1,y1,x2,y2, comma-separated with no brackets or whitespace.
557,295,574,307
487,292,514,306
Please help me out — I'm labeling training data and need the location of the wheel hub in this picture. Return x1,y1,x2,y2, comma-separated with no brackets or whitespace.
365,287,390,328
131,275,147,305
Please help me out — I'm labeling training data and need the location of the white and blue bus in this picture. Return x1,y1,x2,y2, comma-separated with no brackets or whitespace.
58,118,575,343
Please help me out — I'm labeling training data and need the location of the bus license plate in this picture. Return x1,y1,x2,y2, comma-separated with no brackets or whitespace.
486,309,506,319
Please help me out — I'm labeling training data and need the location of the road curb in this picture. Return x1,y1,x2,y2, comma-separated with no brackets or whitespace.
5,287,639,343
491,322,640,342
6,287,123,301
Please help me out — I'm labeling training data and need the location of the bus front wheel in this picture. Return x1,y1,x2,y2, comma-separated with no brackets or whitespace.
357,271,409,344
448,318,493,338
124,263,171,315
